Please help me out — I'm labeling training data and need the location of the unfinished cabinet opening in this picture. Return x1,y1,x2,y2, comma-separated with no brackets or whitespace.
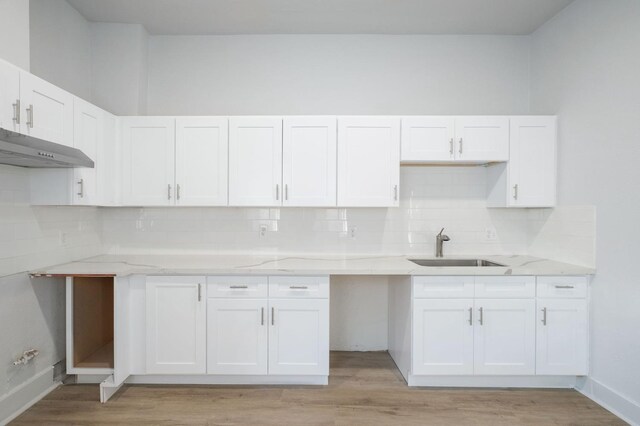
70,277,114,370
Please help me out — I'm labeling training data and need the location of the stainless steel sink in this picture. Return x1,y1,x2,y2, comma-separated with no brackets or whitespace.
409,259,506,267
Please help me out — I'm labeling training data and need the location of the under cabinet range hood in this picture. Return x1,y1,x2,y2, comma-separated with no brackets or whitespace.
0,127,94,168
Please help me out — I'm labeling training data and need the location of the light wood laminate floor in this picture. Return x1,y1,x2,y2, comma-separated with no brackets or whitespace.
13,352,624,425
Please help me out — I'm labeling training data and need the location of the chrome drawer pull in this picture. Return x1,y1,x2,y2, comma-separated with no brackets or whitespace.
541,307,547,326
289,285,308,290
554,285,574,289
230,285,249,289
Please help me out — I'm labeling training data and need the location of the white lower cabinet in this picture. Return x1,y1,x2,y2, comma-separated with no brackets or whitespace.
473,299,536,375
412,299,474,375
207,298,268,375
269,298,329,376
146,276,206,374
536,298,588,375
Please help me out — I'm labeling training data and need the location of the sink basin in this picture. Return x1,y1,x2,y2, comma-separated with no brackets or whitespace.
409,259,506,267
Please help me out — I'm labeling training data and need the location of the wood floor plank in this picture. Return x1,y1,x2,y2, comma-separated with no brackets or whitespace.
11,351,625,425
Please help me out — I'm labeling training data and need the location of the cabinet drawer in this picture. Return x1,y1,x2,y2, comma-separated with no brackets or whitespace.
537,276,588,298
474,276,535,298
268,276,329,299
207,276,268,298
412,276,475,298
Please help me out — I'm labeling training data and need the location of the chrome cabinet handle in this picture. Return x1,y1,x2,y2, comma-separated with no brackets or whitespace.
468,307,473,325
12,99,20,124
167,184,172,200
541,307,547,326
176,184,181,200
230,285,248,289
77,179,84,198
478,307,483,325
513,184,519,200
458,138,463,155
284,184,288,200
394,185,398,201
261,307,265,325
26,104,34,128
271,307,275,325
289,285,308,290
276,184,279,201
554,285,574,289
197,283,202,302
449,138,454,156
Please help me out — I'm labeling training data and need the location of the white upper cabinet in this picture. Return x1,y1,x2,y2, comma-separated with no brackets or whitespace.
401,117,455,162
536,298,588,376
175,117,228,206
508,116,557,207
72,98,101,205
99,112,120,206
121,117,176,206
337,117,400,207
229,117,282,206
455,116,509,162
282,117,337,207
0,59,21,133
19,72,74,147
486,116,557,208
146,276,206,375
473,299,536,375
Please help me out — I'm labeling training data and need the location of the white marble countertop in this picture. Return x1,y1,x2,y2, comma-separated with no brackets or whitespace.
30,254,595,277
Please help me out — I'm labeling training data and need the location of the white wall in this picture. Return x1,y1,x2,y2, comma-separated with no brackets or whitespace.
0,165,103,397
0,0,30,70
29,0,92,101
91,23,149,115
530,1,640,422
147,34,530,115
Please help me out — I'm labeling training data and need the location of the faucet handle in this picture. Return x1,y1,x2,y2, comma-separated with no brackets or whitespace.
437,227,445,237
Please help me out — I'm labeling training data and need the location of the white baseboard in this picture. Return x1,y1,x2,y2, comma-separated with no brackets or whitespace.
0,367,60,425
126,374,328,386
408,374,577,388
577,376,640,426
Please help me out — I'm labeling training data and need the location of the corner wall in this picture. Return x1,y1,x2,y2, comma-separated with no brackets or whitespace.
530,1,640,423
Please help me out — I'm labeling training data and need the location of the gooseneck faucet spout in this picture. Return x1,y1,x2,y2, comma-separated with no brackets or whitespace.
435,228,450,258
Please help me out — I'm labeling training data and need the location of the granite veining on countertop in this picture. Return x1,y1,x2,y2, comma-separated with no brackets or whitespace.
30,254,595,277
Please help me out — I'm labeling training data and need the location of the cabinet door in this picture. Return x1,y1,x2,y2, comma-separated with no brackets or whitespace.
175,117,228,206
455,117,508,162
282,117,337,207
229,117,282,206
474,299,535,375
207,299,268,375
99,113,119,206
121,117,175,206
269,299,329,376
337,117,400,207
412,299,474,375
0,60,21,133
401,117,455,162
536,299,588,375
19,72,74,147
146,276,206,374
73,98,101,205
509,116,556,207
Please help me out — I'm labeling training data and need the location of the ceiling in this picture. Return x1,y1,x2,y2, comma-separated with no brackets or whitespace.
65,0,574,35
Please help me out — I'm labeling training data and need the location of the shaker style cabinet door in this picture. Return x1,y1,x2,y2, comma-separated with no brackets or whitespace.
19,72,74,147
268,298,329,376
228,117,282,206
146,276,206,374
412,299,474,375
401,116,455,162
282,116,337,207
337,117,400,207
508,116,557,207
207,298,268,375
536,298,588,375
473,299,536,375
175,117,228,206
454,116,508,162
73,98,102,205
0,60,21,133
120,117,175,206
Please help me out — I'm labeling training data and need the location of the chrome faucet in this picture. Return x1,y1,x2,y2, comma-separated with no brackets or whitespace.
435,228,450,258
